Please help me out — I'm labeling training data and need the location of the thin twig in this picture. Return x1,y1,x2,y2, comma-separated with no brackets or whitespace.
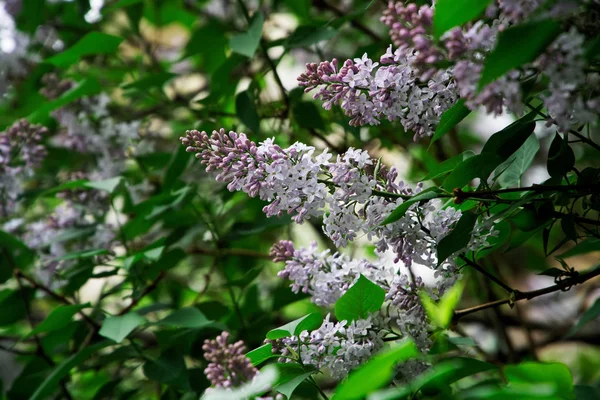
459,256,514,293
14,270,100,330
118,271,166,316
453,267,600,321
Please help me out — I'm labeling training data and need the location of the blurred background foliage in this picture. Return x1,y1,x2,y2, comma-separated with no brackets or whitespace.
0,0,599,399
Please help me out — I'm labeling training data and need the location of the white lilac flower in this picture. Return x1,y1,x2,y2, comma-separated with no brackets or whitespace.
297,47,458,138
536,28,599,132
272,314,386,379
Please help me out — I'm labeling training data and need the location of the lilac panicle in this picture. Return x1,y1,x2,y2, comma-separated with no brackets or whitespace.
202,331,258,388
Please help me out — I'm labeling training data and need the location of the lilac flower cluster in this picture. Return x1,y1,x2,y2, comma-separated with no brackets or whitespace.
297,49,458,138
271,240,435,353
42,80,143,179
301,0,599,137
182,130,494,273
269,314,386,379
202,331,258,389
0,119,48,217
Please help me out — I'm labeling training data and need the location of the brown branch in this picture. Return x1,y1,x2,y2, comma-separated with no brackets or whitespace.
118,271,166,316
453,267,600,321
460,256,514,293
14,270,100,330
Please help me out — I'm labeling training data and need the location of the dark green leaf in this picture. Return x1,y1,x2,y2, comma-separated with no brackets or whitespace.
437,211,478,265
266,313,323,340
567,298,600,337
143,353,190,390
30,341,111,400
421,151,475,181
230,12,264,58
285,25,338,49
335,275,386,322
235,90,261,133
419,357,498,394
293,101,325,130
430,100,471,145
45,32,124,68
479,20,561,89
155,307,214,329
0,288,34,326
498,134,540,188
26,303,90,338
558,238,600,259
99,313,146,343
575,385,600,400
274,364,315,399
547,133,575,177
0,231,35,281
122,72,175,91
333,340,419,400
433,0,492,39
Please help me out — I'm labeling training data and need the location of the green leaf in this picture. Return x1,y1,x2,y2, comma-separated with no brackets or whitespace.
418,357,498,395
247,344,278,366
285,25,338,49
558,238,600,259
99,313,146,343
266,313,323,340
498,134,540,188
274,364,315,399
143,353,190,390
0,231,35,282
155,307,214,329
504,362,574,399
421,151,475,181
335,275,386,322
575,385,600,400
333,340,419,400
45,32,124,68
437,211,478,265
547,133,575,177
443,113,537,190
122,72,175,91
230,12,264,58
442,153,504,190
25,303,90,338
381,188,443,225
293,101,326,130
28,78,103,123
433,0,492,39
57,248,109,261
235,90,261,133
430,100,471,145
420,281,464,328
567,298,600,337
85,177,123,193
202,365,278,400
478,20,561,89
0,288,34,326
30,341,111,400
